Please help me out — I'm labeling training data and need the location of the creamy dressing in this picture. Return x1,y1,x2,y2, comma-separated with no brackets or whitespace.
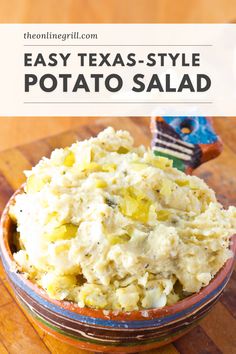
11,127,236,311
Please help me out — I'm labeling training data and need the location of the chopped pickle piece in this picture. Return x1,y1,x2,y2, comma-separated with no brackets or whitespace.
189,182,199,190
117,146,129,154
97,151,106,158
156,209,171,221
46,223,78,241
150,156,173,169
134,199,151,223
174,178,199,190
160,180,173,197
53,242,70,254
123,194,139,214
79,162,100,172
131,162,148,171
102,163,117,172
128,186,147,200
175,179,190,187
63,151,75,167
95,179,107,188
120,188,151,223
107,234,130,245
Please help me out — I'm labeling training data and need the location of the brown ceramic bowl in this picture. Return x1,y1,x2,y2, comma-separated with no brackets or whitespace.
0,188,235,353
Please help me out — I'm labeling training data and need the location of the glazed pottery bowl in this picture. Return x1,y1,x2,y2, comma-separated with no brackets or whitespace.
0,189,235,353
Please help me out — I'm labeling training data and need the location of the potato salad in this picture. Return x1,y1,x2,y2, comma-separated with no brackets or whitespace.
11,127,236,311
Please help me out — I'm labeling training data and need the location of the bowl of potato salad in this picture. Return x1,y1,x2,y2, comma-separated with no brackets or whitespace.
1,127,235,352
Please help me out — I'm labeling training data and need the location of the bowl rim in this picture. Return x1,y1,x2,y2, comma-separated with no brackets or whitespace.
0,187,235,322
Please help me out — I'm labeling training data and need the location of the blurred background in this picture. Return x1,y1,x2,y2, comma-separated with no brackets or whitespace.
0,0,236,151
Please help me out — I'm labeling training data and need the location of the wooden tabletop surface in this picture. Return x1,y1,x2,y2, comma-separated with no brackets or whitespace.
0,117,235,354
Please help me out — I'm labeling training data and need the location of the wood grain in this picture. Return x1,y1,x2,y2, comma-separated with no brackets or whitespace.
0,117,235,354
201,302,236,354
0,293,50,353
220,270,236,318
174,326,223,354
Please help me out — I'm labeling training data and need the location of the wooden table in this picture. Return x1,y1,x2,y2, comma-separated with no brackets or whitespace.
0,117,235,354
